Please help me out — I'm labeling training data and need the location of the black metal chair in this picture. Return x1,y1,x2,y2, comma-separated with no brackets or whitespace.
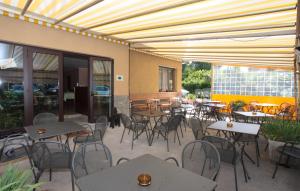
189,116,212,140
166,140,221,181
0,133,31,163
33,112,62,142
120,113,149,150
272,142,300,178
73,116,109,151
72,142,112,187
152,115,182,152
29,141,74,191
203,136,250,191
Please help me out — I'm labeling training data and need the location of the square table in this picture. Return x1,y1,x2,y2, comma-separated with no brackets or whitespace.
24,121,86,140
203,103,226,109
77,154,217,191
207,121,260,135
234,111,274,118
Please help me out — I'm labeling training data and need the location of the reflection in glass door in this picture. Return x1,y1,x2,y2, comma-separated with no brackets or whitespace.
0,43,24,136
90,58,113,120
29,49,62,121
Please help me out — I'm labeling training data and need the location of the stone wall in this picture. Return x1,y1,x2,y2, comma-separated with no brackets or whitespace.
114,95,129,115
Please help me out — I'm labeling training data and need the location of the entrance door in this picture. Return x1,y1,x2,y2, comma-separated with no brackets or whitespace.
28,48,63,123
89,57,113,122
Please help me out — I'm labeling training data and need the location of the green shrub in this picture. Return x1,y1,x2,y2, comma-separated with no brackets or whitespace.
231,100,246,111
187,94,196,100
0,165,41,191
261,119,300,143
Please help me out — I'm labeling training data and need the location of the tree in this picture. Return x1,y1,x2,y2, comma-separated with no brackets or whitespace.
182,62,212,94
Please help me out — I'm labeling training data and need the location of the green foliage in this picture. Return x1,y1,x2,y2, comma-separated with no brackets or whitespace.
182,69,211,94
186,93,196,100
230,100,246,111
261,119,300,143
0,165,41,191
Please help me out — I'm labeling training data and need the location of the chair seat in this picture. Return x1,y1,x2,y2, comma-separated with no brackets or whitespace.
67,130,91,138
0,147,28,163
277,146,300,159
218,148,240,164
73,135,100,144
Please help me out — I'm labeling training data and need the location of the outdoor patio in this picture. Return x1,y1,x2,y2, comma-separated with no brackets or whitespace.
0,115,299,191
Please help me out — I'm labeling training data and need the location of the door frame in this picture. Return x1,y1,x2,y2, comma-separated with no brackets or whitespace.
27,47,63,124
88,57,114,123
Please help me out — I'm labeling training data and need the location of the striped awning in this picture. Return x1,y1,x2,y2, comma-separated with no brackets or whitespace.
0,0,298,69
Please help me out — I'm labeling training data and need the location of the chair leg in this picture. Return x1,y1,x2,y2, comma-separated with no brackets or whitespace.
70,170,75,191
131,131,134,150
234,164,238,191
120,128,126,143
166,132,169,152
255,139,260,167
73,142,77,152
49,168,52,181
176,130,181,146
179,124,184,138
272,149,285,179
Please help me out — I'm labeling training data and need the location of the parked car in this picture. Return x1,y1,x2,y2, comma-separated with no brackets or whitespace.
10,84,40,94
47,85,59,94
94,85,110,96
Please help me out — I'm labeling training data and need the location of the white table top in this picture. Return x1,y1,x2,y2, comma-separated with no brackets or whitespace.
251,103,279,107
234,111,275,117
77,154,217,191
207,121,260,135
203,103,226,108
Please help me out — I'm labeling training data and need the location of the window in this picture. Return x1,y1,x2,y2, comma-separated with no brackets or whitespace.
212,65,294,97
159,67,175,92
0,42,24,132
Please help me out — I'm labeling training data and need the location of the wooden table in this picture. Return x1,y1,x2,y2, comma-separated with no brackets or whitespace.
77,154,217,191
24,121,85,140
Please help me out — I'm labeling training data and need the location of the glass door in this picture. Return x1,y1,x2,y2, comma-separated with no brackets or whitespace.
28,48,63,122
89,57,113,121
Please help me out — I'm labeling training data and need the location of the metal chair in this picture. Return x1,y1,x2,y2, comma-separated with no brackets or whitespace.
120,113,149,150
272,142,300,178
189,116,210,140
33,112,58,125
29,141,74,191
33,112,62,142
166,140,220,181
72,142,112,184
203,136,250,191
73,116,109,151
152,115,182,152
0,133,31,163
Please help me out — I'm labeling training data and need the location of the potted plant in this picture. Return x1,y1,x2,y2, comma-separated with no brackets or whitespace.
0,165,41,191
261,119,300,161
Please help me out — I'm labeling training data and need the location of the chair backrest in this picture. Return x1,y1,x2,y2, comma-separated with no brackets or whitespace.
0,133,30,162
95,116,109,141
120,114,133,129
72,142,112,180
33,112,57,125
165,115,182,131
189,117,205,140
181,140,220,181
31,141,71,170
203,136,237,164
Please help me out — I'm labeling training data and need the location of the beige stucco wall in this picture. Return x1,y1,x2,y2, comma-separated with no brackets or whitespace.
0,16,129,96
130,50,182,99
